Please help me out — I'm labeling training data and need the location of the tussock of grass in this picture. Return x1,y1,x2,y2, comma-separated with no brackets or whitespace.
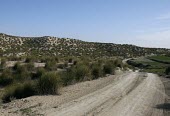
74,64,89,82
91,66,102,80
60,70,75,86
31,68,46,80
37,72,61,95
103,61,115,75
2,82,36,103
0,69,13,87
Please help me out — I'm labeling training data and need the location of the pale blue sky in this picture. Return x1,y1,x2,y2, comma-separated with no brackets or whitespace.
0,0,170,48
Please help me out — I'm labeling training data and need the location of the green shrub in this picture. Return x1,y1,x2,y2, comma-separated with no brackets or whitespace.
16,71,30,81
114,59,123,68
165,67,170,75
25,56,38,63
74,64,89,82
103,64,112,75
57,63,65,69
68,58,73,63
25,57,33,63
13,62,20,71
103,61,115,75
45,60,57,71
64,62,68,67
13,64,30,81
37,72,61,95
40,57,57,63
2,83,36,103
26,62,35,72
97,59,104,67
2,86,17,103
73,61,77,65
31,68,46,80
0,69,13,87
55,57,59,63
60,70,75,86
0,58,6,68
91,66,102,80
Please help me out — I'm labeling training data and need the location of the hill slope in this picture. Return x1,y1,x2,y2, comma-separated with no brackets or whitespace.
0,33,169,57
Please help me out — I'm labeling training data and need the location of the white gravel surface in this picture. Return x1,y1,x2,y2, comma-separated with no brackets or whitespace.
48,72,165,116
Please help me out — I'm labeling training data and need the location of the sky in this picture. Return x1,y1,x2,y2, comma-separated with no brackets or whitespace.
0,0,170,48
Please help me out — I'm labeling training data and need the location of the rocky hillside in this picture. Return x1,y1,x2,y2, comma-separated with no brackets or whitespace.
0,33,169,58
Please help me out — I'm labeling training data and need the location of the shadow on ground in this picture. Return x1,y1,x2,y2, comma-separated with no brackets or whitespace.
155,103,170,111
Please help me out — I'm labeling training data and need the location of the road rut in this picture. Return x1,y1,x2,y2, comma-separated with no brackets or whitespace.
47,72,165,116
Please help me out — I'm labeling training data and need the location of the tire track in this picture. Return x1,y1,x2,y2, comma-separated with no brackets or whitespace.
47,72,165,116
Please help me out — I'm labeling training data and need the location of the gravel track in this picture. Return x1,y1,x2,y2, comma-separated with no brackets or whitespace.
48,72,165,116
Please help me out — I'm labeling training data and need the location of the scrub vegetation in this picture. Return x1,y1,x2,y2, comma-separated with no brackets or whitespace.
0,56,125,103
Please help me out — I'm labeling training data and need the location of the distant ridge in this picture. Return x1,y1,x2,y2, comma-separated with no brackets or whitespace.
0,33,169,58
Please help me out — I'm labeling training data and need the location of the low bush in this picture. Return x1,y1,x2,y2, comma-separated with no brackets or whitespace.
54,57,59,63
73,60,77,65
60,69,75,86
26,62,35,72
68,58,73,63
0,69,13,87
2,82,36,103
74,64,89,82
13,62,21,71
25,57,33,63
45,60,57,71
0,58,6,68
57,63,65,69
91,66,102,80
40,57,57,63
165,67,170,75
64,62,68,67
37,72,61,95
103,61,115,75
31,68,46,80
114,59,123,68
14,65,30,81
103,64,112,75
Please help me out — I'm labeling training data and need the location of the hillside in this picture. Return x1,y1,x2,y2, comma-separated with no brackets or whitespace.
0,33,169,58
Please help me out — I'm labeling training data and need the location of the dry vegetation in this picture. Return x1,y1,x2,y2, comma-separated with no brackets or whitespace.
0,33,169,58
0,56,126,103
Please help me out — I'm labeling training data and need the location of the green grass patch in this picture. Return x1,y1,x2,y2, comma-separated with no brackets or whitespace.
143,68,165,75
148,55,170,64
128,56,170,75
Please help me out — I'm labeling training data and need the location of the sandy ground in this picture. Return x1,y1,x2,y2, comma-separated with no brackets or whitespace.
5,61,45,68
0,71,166,116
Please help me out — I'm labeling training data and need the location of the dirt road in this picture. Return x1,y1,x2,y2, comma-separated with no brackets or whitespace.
47,72,165,116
